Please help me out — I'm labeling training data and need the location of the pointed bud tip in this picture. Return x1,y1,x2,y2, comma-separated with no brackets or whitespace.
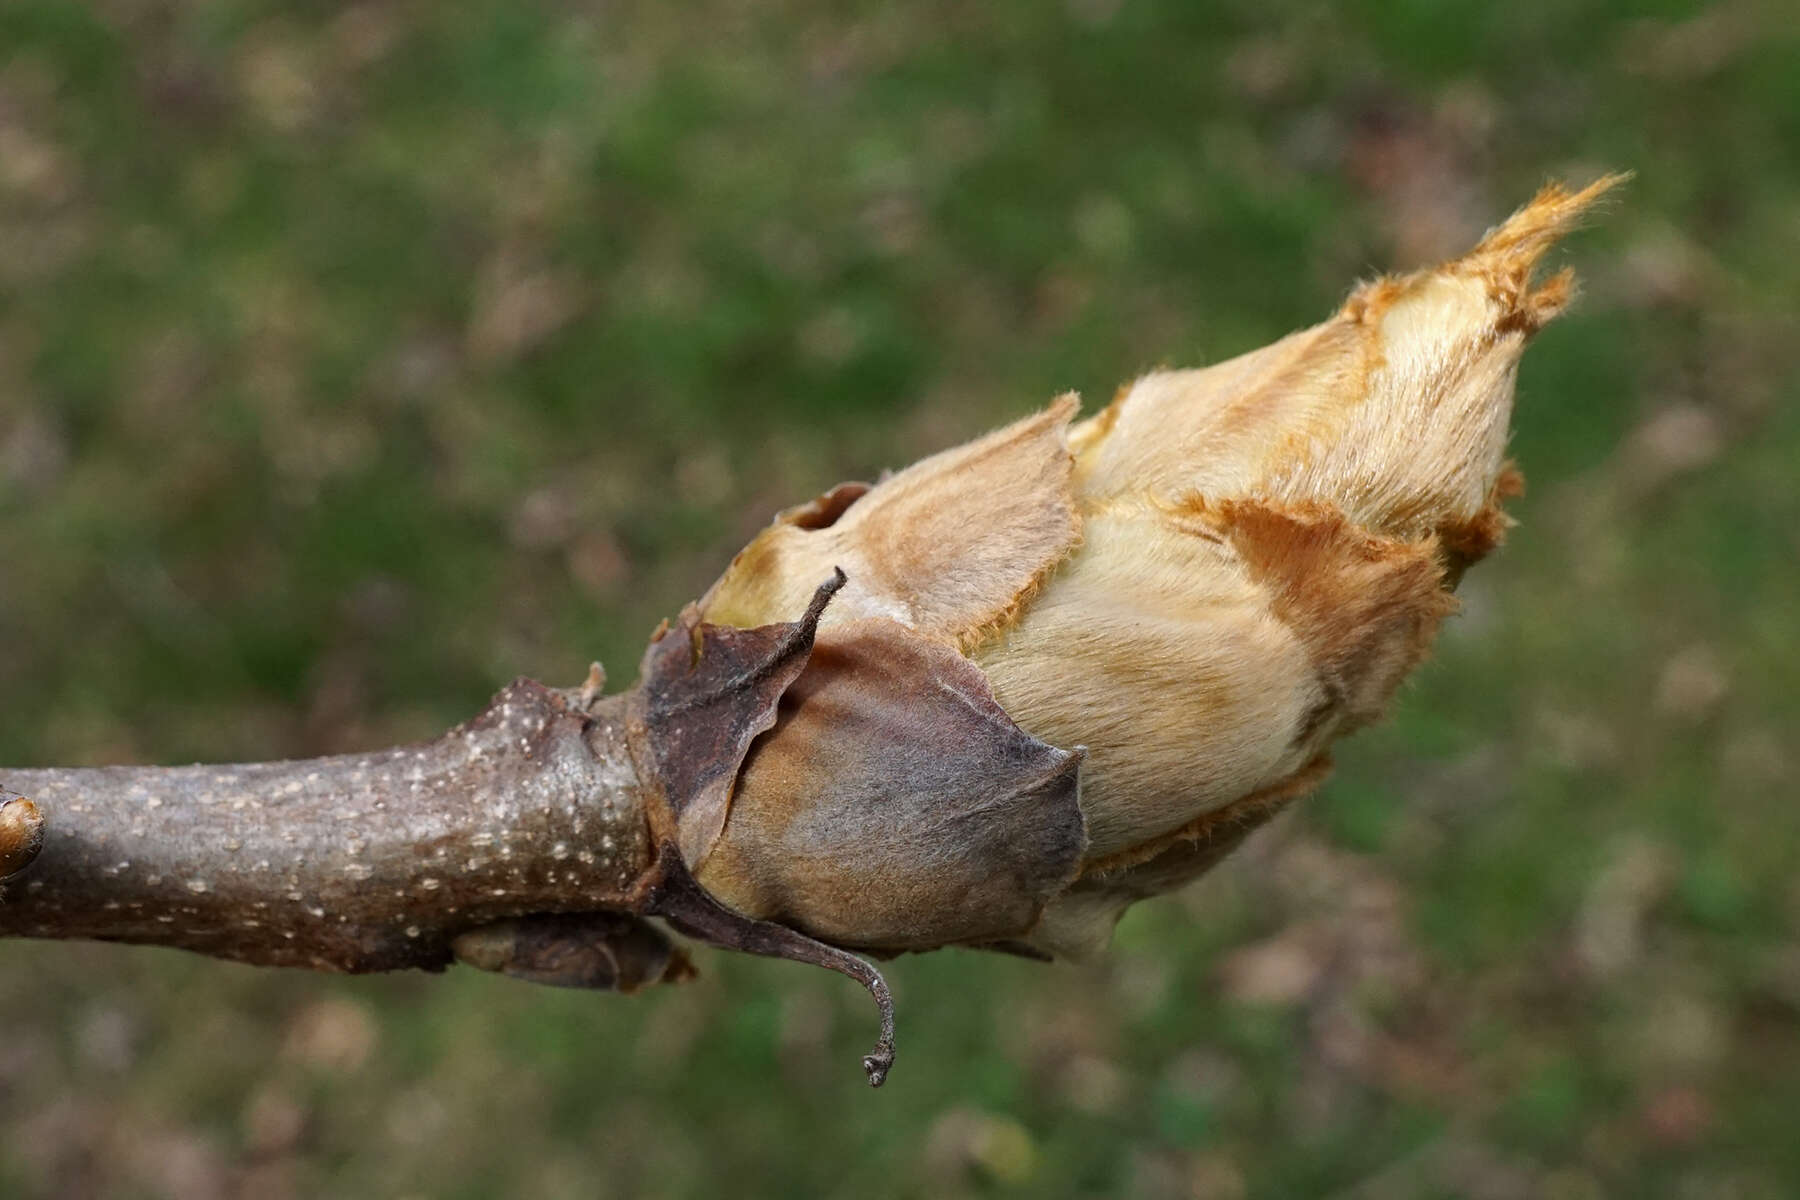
1334,173,1627,388
1459,172,1631,324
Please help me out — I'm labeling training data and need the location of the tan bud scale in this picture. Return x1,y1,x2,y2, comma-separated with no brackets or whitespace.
692,178,1624,958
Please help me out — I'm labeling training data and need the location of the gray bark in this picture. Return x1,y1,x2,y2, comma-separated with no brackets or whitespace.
0,679,652,973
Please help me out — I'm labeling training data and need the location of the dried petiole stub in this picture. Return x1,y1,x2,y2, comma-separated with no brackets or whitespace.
0,177,1621,1087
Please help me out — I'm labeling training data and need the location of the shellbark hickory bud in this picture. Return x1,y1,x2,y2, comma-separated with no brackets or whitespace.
687,177,1622,961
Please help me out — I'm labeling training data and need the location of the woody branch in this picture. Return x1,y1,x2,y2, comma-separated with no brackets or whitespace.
0,682,651,972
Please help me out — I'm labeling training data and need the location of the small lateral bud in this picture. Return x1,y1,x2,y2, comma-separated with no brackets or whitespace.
451,913,693,993
1,792,45,884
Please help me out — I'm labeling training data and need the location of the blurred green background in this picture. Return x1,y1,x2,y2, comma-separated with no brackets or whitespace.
3,0,1797,1196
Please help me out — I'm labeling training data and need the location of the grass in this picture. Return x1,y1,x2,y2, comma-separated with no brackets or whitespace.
3,1,1798,1196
